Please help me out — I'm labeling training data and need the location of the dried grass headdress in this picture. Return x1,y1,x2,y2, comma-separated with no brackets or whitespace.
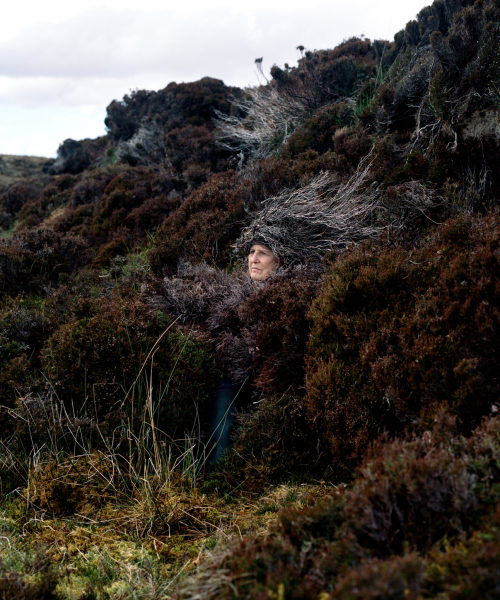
236,156,440,266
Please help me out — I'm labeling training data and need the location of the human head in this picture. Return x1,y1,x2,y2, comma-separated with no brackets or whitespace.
248,243,278,280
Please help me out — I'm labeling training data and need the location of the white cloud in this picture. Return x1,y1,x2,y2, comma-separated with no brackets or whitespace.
0,0,430,156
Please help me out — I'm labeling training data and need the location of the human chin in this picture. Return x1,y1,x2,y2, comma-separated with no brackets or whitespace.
249,268,265,280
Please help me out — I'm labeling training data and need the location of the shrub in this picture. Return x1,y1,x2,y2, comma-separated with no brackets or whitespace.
164,124,231,186
105,78,236,143
0,297,50,405
227,394,329,484
45,165,178,248
215,85,309,160
373,0,499,209
236,268,321,396
88,166,175,242
283,102,353,157
0,178,49,229
305,212,499,468
0,229,89,297
155,262,321,396
216,39,378,162
342,415,499,555
51,136,109,175
423,509,500,599
39,296,220,441
176,414,500,599
148,171,247,276
331,554,424,599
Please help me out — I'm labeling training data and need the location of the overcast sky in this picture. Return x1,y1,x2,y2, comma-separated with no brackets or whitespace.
1,0,430,157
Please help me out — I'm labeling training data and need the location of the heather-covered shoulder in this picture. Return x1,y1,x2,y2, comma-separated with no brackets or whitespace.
149,261,248,326
148,262,323,390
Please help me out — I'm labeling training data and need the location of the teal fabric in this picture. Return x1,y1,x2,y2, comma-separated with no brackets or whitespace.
210,380,236,464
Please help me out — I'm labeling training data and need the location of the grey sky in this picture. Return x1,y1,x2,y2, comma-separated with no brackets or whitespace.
0,0,430,157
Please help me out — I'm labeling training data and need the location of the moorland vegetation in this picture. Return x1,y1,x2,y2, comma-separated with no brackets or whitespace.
0,0,499,597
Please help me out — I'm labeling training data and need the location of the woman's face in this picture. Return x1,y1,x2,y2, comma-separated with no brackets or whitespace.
248,244,278,280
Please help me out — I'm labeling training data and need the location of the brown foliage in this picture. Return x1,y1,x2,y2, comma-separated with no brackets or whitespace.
0,228,89,297
176,415,500,599
154,262,321,395
305,212,499,468
238,268,322,395
38,295,220,440
148,171,247,276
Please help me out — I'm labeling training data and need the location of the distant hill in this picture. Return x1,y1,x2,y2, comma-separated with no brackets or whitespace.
0,153,53,187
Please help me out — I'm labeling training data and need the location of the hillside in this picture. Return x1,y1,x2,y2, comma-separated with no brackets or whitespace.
0,154,52,187
0,0,499,597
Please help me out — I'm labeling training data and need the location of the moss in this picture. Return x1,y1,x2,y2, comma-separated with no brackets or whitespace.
175,415,500,599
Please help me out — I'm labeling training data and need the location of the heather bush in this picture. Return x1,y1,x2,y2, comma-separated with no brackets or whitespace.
0,178,49,230
237,155,301,206
290,38,378,105
66,166,119,208
0,229,89,297
51,136,109,175
0,298,49,403
342,416,499,555
148,171,247,276
16,174,78,229
423,511,500,598
154,262,321,395
164,123,231,187
217,39,379,162
373,0,499,202
39,302,136,423
283,102,353,158
177,414,500,599
215,85,309,160
45,165,178,249
271,37,381,115
331,554,424,599
152,261,247,328
88,166,176,242
235,268,321,395
305,212,499,467
105,78,237,143
91,236,129,267
226,394,329,485
38,296,220,441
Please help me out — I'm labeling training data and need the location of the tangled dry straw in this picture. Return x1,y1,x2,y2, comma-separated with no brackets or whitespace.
237,156,442,265
215,86,307,159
